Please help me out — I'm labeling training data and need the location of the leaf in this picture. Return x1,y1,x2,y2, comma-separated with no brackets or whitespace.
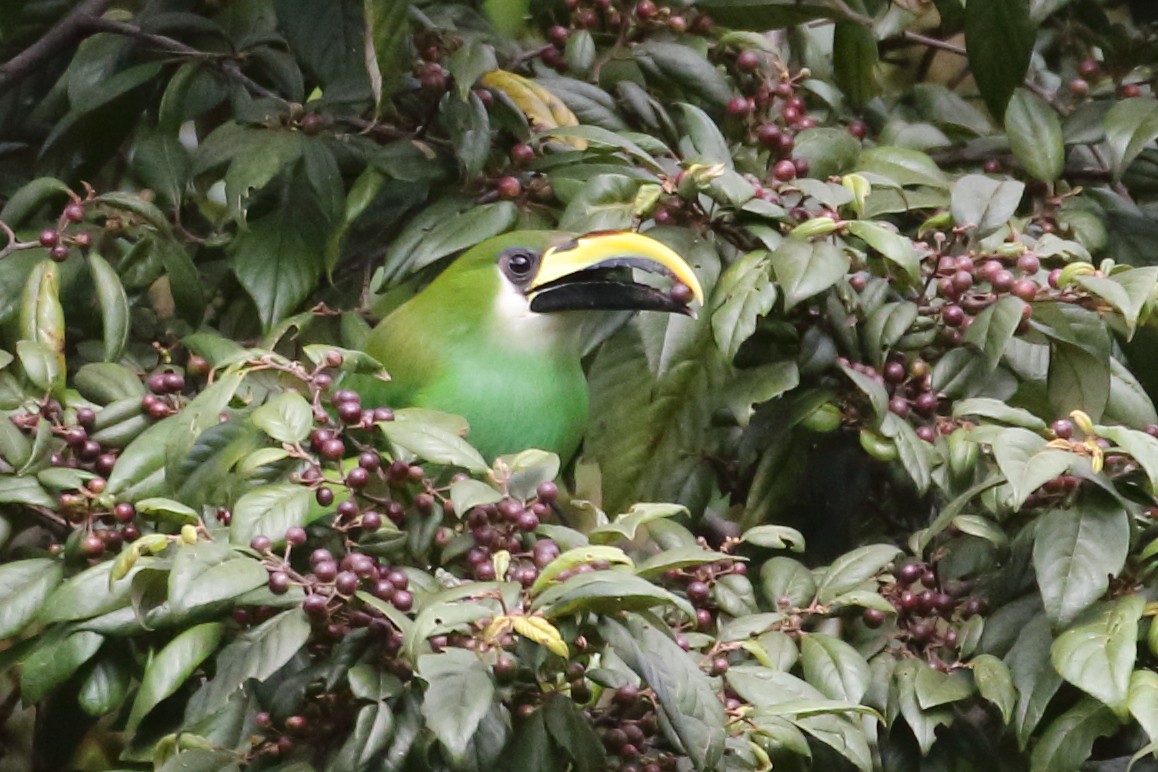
532,571,693,621
250,390,313,444
832,21,878,108
169,542,269,615
230,483,313,547
845,221,918,282
694,0,840,28
418,648,495,763
127,623,224,731
892,659,954,755
41,558,144,623
634,547,735,578
78,655,130,717
1029,697,1120,772
500,448,561,501
952,398,1046,430
800,633,870,702
741,524,806,552
1095,424,1158,492
379,411,487,473
223,131,302,225
186,609,311,719
760,556,817,608
1105,97,1158,179
589,503,687,544
635,41,732,111
772,239,849,311
1075,267,1158,339
442,91,490,178
377,199,518,284
1128,669,1158,743
447,39,497,100
965,0,1034,120
135,497,200,525
0,559,63,639
815,544,900,604
710,250,776,361
20,631,104,704
992,427,1073,508
449,479,503,516
228,199,323,331
1050,595,1144,710
603,615,725,771
543,693,607,772
972,654,1016,723
950,174,1025,237
510,615,569,657
363,0,409,110
1033,490,1130,627
20,259,64,366
1005,88,1065,182
559,174,639,232
1007,613,1063,747
87,253,130,362
1049,342,1111,421
914,666,974,709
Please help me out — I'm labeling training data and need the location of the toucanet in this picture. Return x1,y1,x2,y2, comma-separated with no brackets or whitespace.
356,230,704,461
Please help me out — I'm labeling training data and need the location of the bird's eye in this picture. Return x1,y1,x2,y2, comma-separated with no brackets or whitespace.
502,249,536,281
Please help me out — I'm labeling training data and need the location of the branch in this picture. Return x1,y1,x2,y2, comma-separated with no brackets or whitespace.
0,0,112,96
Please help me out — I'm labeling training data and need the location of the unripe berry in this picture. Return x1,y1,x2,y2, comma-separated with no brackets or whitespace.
496,176,522,200
736,51,759,72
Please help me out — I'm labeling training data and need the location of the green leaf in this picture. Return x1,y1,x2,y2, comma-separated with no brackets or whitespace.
815,544,900,604
846,221,918,282
603,615,725,771
950,174,1025,237
589,503,687,545
135,497,200,525
41,558,144,623
186,608,310,719
800,633,870,702
792,129,862,179
636,41,732,111
223,131,302,225
447,39,497,100
250,390,313,444
87,253,130,363
1128,669,1158,743
1005,88,1065,182
230,483,313,547
741,524,806,552
330,701,396,770
914,665,973,708
0,177,74,226
952,398,1046,430
228,200,324,331
78,655,130,717
1049,341,1111,421
363,0,409,110
132,128,190,208
20,631,104,704
169,542,269,615
760,556,817,608
543,692,606,772
1105,97,1158,179
965,0,1034,120
992,427,1073,508
418,648,495,763
892,659,954,755
832,21,878,108
379,410,487,473
971,654,1016,723
710,250,776,361
74,362,145,402
1050,595,1144,710
449,479,503,516
0,559,63,639
772,239,849,311
500,448,562,501
442,91,491,179
377,199,518,284
1029,697,1120,772
694,0,840,28
0,474,54,509
127,622,224,731
559,174,639,232
20,258,64,366
532,571,693,620
1007,613,1063,747
1075,267,1158,339
1094,423,1158,492
1033,490,1130,627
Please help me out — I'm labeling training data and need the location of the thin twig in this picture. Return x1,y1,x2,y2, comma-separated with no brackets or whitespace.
0,0,112,96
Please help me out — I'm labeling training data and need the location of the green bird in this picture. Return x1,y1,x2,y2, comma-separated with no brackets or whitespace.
358,230,704,461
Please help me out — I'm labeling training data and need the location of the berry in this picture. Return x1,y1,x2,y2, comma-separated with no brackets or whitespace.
888,397,910,419
736,51,759,72
942,304,965,327
38,229,59,248
536,480,558,503
49,245,69,262
73,231,91,249
726,96,753,118
710,656,729,676
1069,79,1089,97
848,120,868,139
335,571,359,594
983,158,1002,174
321,438,345,460
635,0,657,20
1011,278,1037,301
420,64,447,93
991,270,1015,292
883,361,906,384
793,157,810,177
81,534,105,556
772,159,797,182
302,594,328,616
268,572,291,594
1017,252,1041,274
250,535,272,552
285,526,307,547
314,560,338,582
510,143,535,164
547,25,569,46
113,502,135,523
756,123,782,149
686,580,710,605
496,176,522,200
392,589,413,611
162,372,185,393
863,608,885,628
1120,83,1142,98
64,203,85,222
1077,59,1100,79
613,684,639,706
1051,419,1074,439
897,562,923,585
300,113,323,135
516,510,540,532
361,512,382,531
315,487,334,506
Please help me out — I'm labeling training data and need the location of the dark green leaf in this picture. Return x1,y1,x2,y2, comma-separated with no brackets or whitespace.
230,483,313,547
772,239,849,311
363,0,410,109
965,0,1034,120
1005,88,1065,182
950,174,1025,237
833,22,878,108
418,648,495,763
169,542,269,615
20,630,104,704
815,544,900,604
87,252,130,363
1050,595,1143,710
127,622,224,731
0,558,63,639
1029,697,1119,772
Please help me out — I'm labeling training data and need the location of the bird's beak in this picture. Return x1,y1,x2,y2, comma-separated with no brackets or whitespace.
526,232,705,316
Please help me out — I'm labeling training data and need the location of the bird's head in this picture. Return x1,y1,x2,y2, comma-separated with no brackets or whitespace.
448,229,705,319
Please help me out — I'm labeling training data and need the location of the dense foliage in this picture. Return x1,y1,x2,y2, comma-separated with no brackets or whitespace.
1,0,1158,769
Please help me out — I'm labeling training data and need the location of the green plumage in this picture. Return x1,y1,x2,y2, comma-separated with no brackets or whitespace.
358,232,589,461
